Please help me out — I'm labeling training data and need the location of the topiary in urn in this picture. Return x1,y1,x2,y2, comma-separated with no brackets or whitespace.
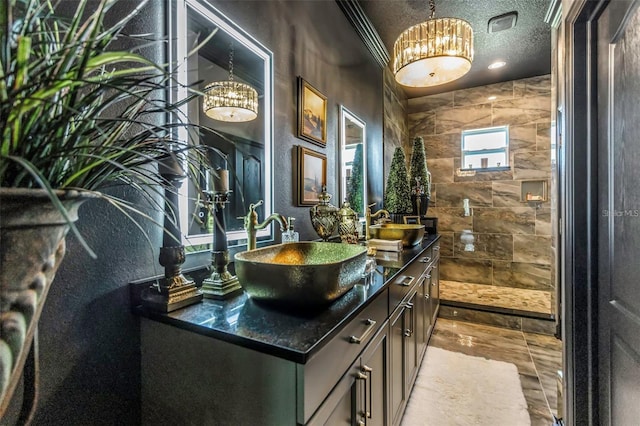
384,147,412,223
409,136,431,217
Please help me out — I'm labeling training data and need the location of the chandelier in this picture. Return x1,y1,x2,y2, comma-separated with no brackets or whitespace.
203,44,258,122
393,0,473,87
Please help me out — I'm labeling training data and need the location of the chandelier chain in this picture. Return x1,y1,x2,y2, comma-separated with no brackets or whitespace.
429,0,435,19
228,41,234,81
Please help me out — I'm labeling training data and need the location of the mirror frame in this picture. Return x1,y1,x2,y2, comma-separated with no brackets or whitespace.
339,106,367,217
171,0,274,247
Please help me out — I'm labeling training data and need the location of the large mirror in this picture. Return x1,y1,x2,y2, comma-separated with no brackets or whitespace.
339,107,367,217
172,0,273,248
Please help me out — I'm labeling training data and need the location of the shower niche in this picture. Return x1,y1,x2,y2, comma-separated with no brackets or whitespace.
521,180,547,204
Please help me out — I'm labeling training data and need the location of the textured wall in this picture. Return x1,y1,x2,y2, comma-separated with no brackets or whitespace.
407,75,554,316
382,67,408,187
212,0,384,225
10,1,384,424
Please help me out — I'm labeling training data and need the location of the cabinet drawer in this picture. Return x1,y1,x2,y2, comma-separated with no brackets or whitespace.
299,290,389,424
389,255,430,313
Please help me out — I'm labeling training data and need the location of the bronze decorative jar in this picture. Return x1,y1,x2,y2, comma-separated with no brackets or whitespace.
309,186,339,241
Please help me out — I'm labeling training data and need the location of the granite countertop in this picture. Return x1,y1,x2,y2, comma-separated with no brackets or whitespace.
136,234,440,364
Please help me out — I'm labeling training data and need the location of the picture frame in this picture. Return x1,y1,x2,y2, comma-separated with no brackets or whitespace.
296,146,327,206
297,77,327,146
403,215,421,225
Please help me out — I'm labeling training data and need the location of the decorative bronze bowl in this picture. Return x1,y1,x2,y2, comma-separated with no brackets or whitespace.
369,223,425,247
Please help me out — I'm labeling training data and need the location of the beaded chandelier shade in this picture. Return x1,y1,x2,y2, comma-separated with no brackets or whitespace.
393,0,473,88
203,44,258,122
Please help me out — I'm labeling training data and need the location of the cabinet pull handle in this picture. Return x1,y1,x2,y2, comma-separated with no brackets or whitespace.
358,367,368,423
349,319,377,344
425,274,432,279
362,365,373,419
425,294,430,300
433,246,440,251
410,299,415,334
397,275,415,287
432,265,438,270
419,256,431,263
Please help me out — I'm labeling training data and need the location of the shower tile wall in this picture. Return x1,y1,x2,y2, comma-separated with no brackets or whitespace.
407,75,554,316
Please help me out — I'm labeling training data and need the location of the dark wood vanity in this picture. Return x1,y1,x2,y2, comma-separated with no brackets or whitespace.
138,235,440,425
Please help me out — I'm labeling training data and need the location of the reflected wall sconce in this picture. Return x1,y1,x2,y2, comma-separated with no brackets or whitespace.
393,0,474,87
203,43,258,122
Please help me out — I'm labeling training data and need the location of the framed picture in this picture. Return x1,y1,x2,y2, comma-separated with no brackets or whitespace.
297,77,327,146
403,215,421,225
296,146,327,206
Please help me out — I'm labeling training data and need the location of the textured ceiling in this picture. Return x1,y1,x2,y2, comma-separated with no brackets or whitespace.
358,0,552,98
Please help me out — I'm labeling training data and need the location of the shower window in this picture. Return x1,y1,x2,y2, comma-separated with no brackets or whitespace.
461,126,509,169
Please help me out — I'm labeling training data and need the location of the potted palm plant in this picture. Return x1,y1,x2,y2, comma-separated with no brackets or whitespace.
0,0,211,415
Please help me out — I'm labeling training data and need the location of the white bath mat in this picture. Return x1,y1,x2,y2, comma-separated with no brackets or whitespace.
401,346,531,426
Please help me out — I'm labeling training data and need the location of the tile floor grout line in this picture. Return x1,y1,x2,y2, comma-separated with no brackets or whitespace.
521,329,555,419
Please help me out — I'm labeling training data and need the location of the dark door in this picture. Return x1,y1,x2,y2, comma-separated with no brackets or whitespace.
596,1,640,423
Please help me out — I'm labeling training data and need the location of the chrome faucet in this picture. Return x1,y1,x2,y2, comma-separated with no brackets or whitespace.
244,200,288,251
365,203,390,240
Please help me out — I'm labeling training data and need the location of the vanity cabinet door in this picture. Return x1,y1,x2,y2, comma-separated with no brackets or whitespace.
390,288,419,426
430,260,440,325
415,272,429,361
308,322,390,426
389,304,405,425
359,322,390,426
404,291,419,395
306,360,359,426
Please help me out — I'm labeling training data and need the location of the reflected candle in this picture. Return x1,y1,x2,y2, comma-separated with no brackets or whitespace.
213,168,229,193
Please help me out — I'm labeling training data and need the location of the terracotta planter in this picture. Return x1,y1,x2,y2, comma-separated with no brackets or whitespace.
0,188,91,417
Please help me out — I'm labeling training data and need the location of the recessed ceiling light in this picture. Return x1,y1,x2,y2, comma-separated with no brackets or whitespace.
488,96,497,101
488,61,506,70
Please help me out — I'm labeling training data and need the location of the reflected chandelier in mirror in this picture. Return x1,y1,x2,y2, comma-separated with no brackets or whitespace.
339,107,367,218
171,0,274,249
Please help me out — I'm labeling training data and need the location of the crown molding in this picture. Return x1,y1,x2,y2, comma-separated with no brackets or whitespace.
544,0,562,28
336,0,390,69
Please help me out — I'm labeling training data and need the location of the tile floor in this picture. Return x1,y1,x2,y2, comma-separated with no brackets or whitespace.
428,318,562,425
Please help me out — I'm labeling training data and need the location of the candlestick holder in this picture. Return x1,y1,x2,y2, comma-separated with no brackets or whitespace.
201,170,242,299
141,157,202,312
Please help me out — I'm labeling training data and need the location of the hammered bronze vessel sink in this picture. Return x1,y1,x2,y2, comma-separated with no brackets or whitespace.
369,223,425,247
234,242,367,307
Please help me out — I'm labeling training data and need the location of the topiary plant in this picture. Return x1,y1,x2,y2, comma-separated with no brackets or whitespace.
347,143,364,216
409,136,431,198
384,147,412,215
